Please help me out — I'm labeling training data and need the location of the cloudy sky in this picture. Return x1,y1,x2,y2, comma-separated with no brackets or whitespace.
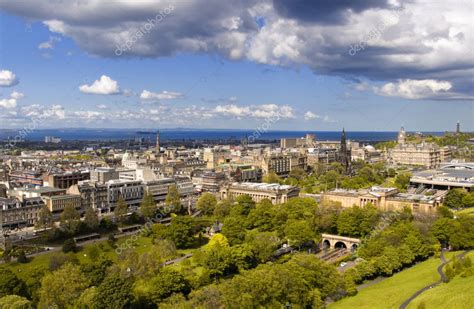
0,0,472,131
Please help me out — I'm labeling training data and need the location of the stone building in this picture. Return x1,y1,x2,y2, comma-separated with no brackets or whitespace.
220,182,300,205
322,186,446,213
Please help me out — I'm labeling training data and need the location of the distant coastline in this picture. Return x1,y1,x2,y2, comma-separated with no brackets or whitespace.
0,128,447,142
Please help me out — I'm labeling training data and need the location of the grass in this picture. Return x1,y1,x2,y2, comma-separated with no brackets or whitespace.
328,257,442,309
407,252,474,309
456,207,474,216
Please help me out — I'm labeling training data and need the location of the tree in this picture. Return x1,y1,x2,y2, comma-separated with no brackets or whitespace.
0,295,32,308
35,205,53,229
196,193,217,216
0,269,27,298
461,192,474,208
289,167,307,180
84,206,99,231
62,238,77,253
81,256,113,286
262,172,282,184
94,273,134,309
165,184,182,214
222,216,246,245
394,172,412,191
114,197,128,223
159,217,197,249
16,250,28,264
214,199,232,219
194,234,236,279
140,191,156,219
145,268,191,304
245,230,280,263
284,219,318,248
75,287,99,308
60,204,81,234
38,263,89,308
444,189,466,209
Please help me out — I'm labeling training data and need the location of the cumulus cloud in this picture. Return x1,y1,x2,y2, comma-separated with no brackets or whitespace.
304,111,320,120
1,0,472,99
375,79,453,99
0,70,19,87
96,104,107,109
214,103,294,119
140,90,184,101
0,91,24,109
79,75,121,95
38,36,61,49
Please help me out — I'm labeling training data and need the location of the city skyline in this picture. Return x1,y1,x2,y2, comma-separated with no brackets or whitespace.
0,0,473,131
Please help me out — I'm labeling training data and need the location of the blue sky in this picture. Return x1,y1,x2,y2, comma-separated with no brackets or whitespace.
0,1,472,131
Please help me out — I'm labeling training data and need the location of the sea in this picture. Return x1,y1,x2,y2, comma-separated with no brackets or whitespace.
0,128,446,142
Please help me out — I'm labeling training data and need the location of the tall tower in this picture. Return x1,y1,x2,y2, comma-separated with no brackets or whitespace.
339,128,351,174
397,126,406,145
456,121,461,134
156,131,160,152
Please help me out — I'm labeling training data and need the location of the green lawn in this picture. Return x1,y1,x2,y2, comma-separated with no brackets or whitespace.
407,252,474,309
328,257,442,309
456,207,474,216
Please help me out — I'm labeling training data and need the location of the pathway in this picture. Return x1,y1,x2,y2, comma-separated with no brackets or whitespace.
399,250,471,309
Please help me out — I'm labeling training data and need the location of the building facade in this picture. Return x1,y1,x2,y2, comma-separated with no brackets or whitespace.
220,182,300,205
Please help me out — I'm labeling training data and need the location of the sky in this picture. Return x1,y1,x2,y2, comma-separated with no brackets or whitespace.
0,0,472,131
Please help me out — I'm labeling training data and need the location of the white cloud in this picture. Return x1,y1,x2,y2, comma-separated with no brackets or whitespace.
73,111,104,120
304,111,320,120
0,70,19,87
0,98,17,109
214,103,294,119
139,90,184,101
375,79,453,99
38,36,61,50
96,104,107,109
79,75,121,95
1,0,472,99
0,91,25,109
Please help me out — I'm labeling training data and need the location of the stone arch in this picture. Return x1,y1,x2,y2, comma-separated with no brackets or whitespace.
351,243,358,251
322,239,331,249
334,241,347,249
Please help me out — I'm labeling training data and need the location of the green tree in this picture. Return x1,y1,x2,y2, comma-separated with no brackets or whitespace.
289,167,307,180
114,197,128,223
165,184,182,213
0,269,27,298
262,172,282,184
94,273,133,309
81,256,113,286
62,238,77,253
84,206,99,231
16,250,28,264
196,193,218,215
140,191,156,219
35,204,53,229
222,216,247,245
194,234,236,279
60,204,81,234
145,268,191,304
245,230,280,263
213,199,233,219
75,287,99,308
444,189,466,209
38,263,89,308
394,172,412,191
284,219,318,248
0,295,32,308
159,216,197,249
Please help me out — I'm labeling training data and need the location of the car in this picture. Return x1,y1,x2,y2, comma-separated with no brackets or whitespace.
340,262,347,267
